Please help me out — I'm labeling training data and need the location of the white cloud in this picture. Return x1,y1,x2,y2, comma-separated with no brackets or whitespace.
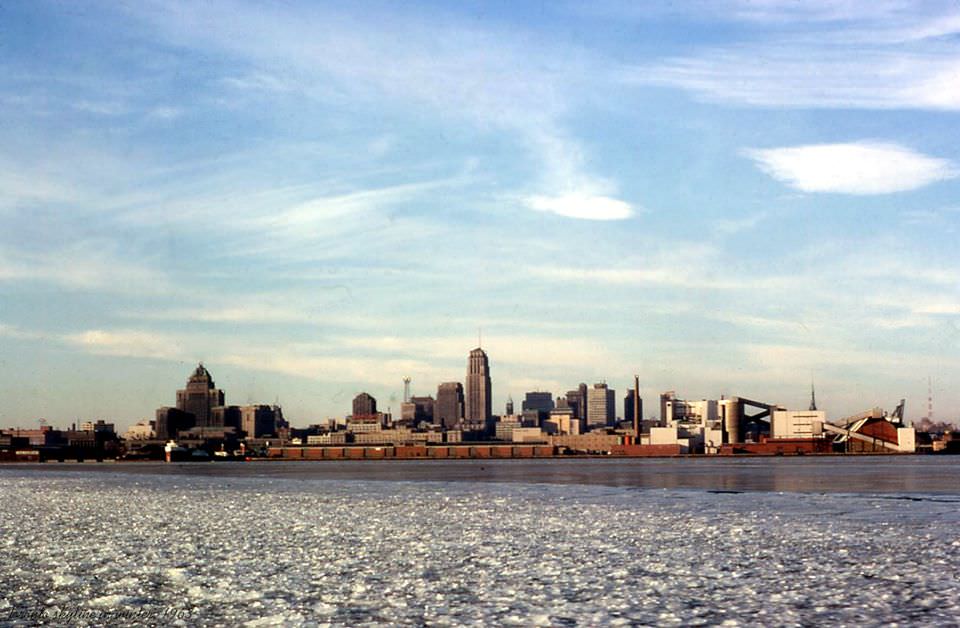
713,212,767,235
707,312,810,332
724,0,922,25
0,161,78,209
73,100,127,115
0,245,179,296
530,265,681,285
221,72,295,93
130,305,318,324
0,323,46,341
915,303,960,315
129,2,632,220
742,342,960,375
900,60,960,110
518,127,634,220
526,246,731,289
569,0,913,27
217,350,445,390
744,142,957,194
253,180,448,232
633,49,954,110
625,3,960,111
57,327,440,388
335,334,617,370
523,193,633,220
147,106,182,120
65,330,185,361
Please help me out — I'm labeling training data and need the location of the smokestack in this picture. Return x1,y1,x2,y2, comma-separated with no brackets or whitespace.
633,374,640,439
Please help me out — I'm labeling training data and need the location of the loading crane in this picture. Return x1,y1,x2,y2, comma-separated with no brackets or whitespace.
823,399,907,452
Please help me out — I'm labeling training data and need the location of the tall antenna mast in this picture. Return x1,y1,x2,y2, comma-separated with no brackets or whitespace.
927,376,933,423
809,379,817,411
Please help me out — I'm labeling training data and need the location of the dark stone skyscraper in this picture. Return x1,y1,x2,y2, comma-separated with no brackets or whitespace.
624,389,643,426
566,383,589,422
436,382,464,429
176,363,225,428
241,404,280,438
522,392,554,423
465,347,491,426
352,392,377,417
155,407,195,441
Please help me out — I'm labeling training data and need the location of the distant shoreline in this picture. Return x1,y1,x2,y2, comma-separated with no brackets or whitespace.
0,450,924,466
0,449,935,468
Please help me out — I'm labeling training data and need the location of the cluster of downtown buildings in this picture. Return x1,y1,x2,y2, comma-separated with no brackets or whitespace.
347,346,641,445
140,346,917,456
0,345,925,461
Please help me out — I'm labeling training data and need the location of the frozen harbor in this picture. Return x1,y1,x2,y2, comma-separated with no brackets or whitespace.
2,461,960,626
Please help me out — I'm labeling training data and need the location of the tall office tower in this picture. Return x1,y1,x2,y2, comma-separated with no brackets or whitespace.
565,386,586,422
176,363,225,429
586,383,616,428
436,382,465,429
577,382,587,423
506,396,514,416
352,392,377,417
624,388,643,428
465,347,492,424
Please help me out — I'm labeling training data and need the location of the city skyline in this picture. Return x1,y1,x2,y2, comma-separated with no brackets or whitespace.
1,2,959,428
0,350,932,432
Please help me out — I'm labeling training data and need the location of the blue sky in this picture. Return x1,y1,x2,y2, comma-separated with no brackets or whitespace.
1,0,958,429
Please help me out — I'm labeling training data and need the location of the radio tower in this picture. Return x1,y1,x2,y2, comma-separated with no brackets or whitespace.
403,377,411,403
927,376,933,424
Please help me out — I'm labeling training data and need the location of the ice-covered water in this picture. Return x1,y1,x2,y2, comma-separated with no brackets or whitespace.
2,466,960,626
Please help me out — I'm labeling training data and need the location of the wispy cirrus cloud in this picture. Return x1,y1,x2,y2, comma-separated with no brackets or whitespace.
52,324,623,395
0,323,46,341
249,179,455,237
529,265,686,286
623,2,960,111
713,211,767,235
127,1,636,220
0,244,179,296
634,49,960,110
0,167,77,209
64,329,186,361
744,142,957,194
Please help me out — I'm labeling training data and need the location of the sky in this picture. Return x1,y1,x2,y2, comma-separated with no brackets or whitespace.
1,0,959,430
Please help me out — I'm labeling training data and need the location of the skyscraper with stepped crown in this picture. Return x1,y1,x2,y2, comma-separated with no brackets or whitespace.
465,347,491,428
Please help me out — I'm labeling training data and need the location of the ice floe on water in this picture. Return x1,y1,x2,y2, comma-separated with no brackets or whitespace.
1,468,959,626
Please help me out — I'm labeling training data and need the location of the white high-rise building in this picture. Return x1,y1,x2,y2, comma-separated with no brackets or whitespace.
586,383,615,428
